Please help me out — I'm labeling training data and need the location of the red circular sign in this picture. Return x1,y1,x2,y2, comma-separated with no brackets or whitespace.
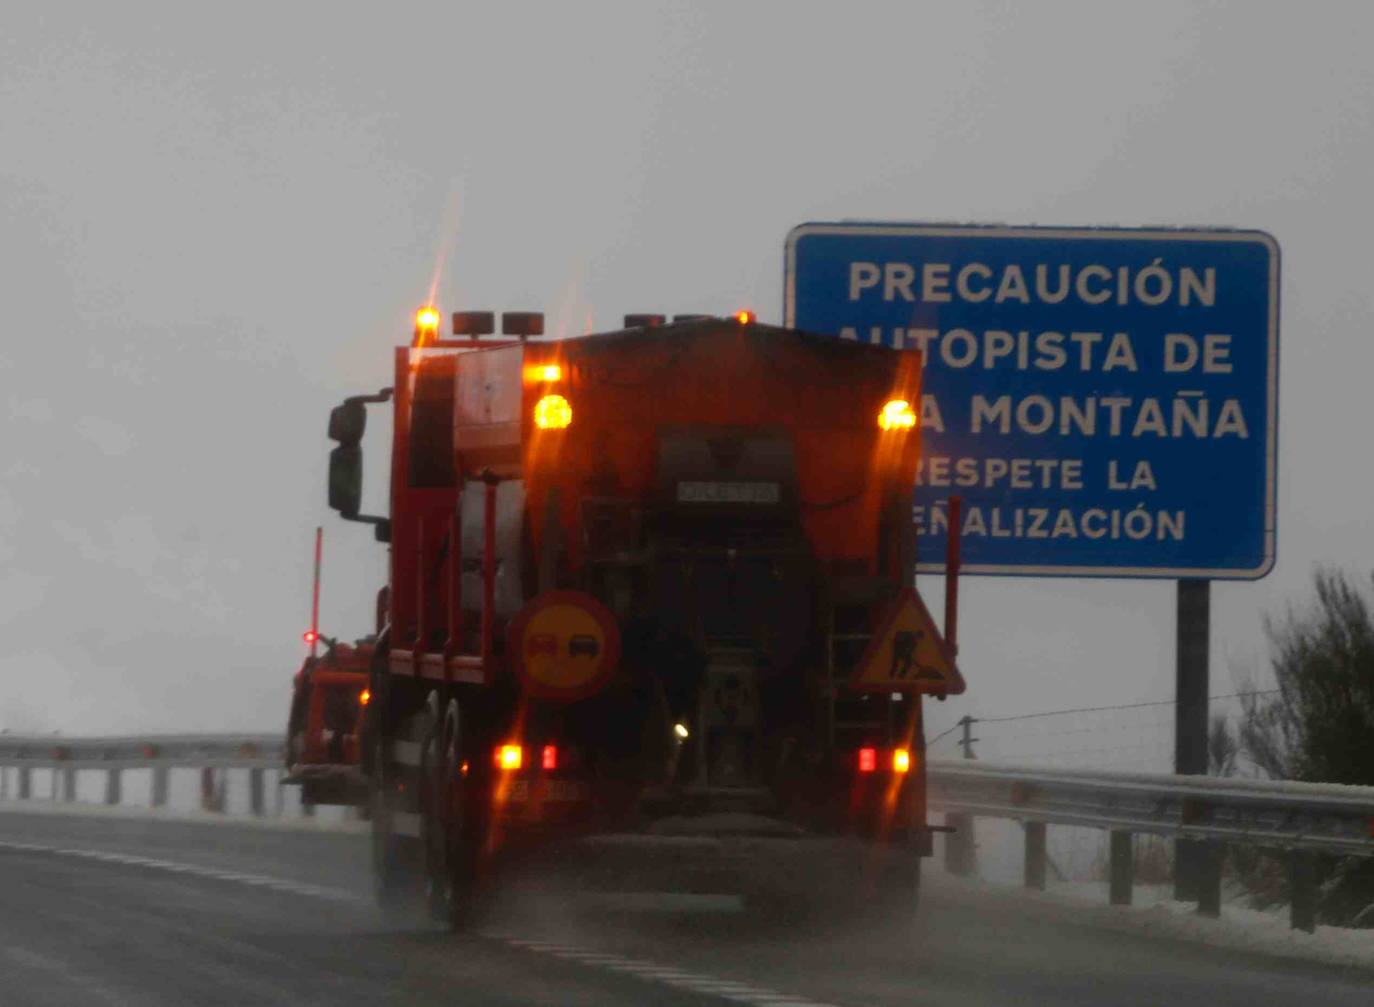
506,590,621,701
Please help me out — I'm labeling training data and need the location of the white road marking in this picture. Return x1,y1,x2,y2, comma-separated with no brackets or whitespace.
0,839,366,904
483,930,847,1007
0,839,846,1006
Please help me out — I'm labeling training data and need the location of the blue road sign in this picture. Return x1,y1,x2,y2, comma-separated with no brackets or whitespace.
785,223,1280,579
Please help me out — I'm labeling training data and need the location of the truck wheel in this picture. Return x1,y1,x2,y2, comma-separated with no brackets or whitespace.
423,698,484,929
370,717,426,916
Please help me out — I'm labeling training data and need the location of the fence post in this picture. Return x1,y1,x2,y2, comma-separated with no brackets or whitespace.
1109,831,1134,905
63,767,76,802
18,766,32,800
943,714,978,877
249,768,265,816
1289,851,1317,933
1024,821,1047,890
151,766,169,808
104,768,122,806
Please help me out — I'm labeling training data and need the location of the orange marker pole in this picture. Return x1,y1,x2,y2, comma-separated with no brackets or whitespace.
943,496,961,654
310,526,322,658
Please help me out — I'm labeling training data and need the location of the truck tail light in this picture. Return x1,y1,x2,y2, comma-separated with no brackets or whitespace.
542,744,558,771
495,744,523,771
858,747,878,773
893,748,912,774
534,394,572,430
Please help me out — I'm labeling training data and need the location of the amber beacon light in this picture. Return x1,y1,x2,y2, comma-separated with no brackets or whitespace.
414,305,441,341
878,399,917,431
534,393,572,430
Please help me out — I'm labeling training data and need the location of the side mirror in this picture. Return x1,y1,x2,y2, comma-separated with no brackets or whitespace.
328,444,362,518
328,400,367,445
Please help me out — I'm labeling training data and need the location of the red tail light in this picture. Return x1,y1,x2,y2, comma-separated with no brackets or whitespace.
542,745,558,771
858,747,877,773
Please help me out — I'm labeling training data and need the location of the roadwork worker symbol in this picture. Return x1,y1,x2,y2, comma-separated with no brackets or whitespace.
889,630,920,679
853,589,964,695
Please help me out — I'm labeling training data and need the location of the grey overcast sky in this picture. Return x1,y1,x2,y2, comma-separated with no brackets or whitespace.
2,1,1371,745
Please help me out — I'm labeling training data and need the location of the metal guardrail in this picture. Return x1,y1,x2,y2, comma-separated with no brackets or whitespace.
3,736,1372,929
0,734,284,810
929,759,1374,857
0,734,282,770
928,758,1374,931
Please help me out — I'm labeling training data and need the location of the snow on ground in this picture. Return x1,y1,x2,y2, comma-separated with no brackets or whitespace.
941,821,1374,972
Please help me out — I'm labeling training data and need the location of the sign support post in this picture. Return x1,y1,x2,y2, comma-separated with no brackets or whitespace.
1173,578,1214,905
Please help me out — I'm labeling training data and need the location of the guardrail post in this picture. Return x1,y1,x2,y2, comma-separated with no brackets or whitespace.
1289,851,1317,933
1196,842,1222,917
62,767,76,802
944,813,975,876
0,766,8,799
1109,831,1133,905
1024,821,1047,890
248,768,265,816
104,768,122,806
151,766,169,807
18,766,32,800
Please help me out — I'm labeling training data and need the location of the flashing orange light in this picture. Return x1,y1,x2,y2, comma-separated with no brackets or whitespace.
542,744,558,771
415,305,441,336
734,310,756,325
533,393,572,430
858,747,878,774
878,399,918,431
893,748,912,774
495,744,524,771
303,630,318,645
525,363,563,383
359,688,371,707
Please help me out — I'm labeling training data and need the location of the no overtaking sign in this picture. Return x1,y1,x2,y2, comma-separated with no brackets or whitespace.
785,223,1280,579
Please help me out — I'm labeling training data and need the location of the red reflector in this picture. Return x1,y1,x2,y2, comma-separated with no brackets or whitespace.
858,747,877,773
542,745,558,771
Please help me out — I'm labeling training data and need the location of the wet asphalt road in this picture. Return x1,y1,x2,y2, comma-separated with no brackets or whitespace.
0,809,1369,1006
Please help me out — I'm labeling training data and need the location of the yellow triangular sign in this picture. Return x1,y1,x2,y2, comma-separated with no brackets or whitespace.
852,588,965,695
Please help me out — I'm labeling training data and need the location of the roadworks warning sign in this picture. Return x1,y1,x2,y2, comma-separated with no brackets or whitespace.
851,588,965,695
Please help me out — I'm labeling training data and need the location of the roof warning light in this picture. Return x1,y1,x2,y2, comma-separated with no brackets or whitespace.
878,399,917,431
534,394,572,430
415,306,441,341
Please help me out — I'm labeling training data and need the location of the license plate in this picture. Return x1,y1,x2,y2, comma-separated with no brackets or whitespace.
504,779,588,803
677,481,781,505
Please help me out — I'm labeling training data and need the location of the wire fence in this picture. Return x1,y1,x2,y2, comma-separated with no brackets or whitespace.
929,690,1279,772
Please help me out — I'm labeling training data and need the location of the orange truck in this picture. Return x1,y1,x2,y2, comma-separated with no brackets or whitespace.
287,307,964,925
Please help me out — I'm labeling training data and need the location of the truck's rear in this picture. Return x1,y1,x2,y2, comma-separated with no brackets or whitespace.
305,311,960,925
